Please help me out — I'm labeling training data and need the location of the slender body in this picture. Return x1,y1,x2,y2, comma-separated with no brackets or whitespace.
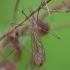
29,16,46,69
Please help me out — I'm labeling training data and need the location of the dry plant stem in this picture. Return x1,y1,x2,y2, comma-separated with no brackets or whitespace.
18,3,63,34
8,31,22,62
19,4,63,35
13,0,20,24
8,29,31,61
0,2,69,48
62,1,70,9
0,26,28,56
43,0,51,17
0,1,68,48
43,7,70,13
0,0,70,42
0,0,51,41
41,0,70,20
40,4,63,20
0,0,21,60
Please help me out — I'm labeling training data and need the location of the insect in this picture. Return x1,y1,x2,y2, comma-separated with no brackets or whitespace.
0,0,60,68
25,13,46,70
21,6,46,69
22,6,60,69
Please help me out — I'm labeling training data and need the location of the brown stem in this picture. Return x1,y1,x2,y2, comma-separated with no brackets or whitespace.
40,4,62,20
0,0,51,41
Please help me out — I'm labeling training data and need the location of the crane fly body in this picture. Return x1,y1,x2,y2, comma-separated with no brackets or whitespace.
29,16,46,69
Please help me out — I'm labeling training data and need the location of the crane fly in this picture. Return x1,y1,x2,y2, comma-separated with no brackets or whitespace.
21,7,60,70
28,15,46,70
22,2,60,69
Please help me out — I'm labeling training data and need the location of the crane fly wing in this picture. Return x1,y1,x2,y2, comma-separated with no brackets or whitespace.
30,22,45,54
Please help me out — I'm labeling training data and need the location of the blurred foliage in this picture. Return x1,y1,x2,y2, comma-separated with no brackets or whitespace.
0,0,70,70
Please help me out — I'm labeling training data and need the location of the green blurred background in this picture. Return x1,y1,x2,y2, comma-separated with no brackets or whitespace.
0,0,70,70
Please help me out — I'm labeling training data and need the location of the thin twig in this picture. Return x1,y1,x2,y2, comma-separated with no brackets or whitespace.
43,7,70,13
39,4,63,20
0,0,51,41
40,0,70,20
0,0,69,46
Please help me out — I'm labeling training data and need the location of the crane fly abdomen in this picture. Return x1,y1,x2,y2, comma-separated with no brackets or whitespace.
30,52,46,66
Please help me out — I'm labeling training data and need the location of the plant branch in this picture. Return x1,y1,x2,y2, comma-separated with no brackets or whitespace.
0,0,51,41
43,7,70,13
